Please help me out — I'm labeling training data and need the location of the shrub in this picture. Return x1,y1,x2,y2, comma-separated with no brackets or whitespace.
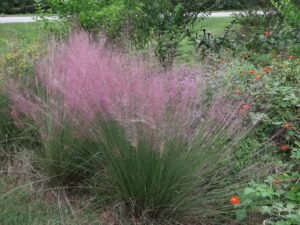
223,0,271,10
236,171,300,224
2,44,44,79
0,0,50,14
228,0,300,60
0,0,36,14
271,0,300,28
223,52,300,225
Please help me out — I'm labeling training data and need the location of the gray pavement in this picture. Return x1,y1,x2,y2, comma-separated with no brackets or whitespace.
0,16,58,24
0,12,264,24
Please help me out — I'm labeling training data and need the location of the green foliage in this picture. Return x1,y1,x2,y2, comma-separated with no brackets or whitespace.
176,17,234,64
93,114,274,223
230,1,300,59
236,172,300,224
220,0,272,9
271,0,300,28
48,0,127,35
230,21,299,59
191,20,236,58
225,55,300,154
0,23,42,56
2,44,44,80
225,40,300,225
97,121,201,218
47,0,216,66
36,120,100,184
36,20,70,40
185,1,299,61
0,0,37,14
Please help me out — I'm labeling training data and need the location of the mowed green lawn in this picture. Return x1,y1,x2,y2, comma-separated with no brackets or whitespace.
0,17,233,57
193,17,234,35
0,23,41,55
177,17,234,63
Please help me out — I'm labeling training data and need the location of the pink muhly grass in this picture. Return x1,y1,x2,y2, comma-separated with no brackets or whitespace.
9,31,250,145
31,32,200,135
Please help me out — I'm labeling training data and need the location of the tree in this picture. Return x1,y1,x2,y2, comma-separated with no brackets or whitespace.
0,0,36,14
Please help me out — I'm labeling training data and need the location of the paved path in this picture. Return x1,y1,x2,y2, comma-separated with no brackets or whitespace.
0,12,264,24
0,16,58,24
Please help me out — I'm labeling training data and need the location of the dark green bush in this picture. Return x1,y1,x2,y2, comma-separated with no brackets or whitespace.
0,0,50,14
0,0,36,14
217,0,299,10
212,0,270,10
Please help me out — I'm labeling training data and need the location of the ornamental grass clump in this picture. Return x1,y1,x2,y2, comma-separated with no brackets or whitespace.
8,32,274,223
8,85,101,184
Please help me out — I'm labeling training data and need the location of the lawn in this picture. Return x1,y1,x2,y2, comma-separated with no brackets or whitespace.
194,17,234,35
0,17,233,57
0,181,103,225
179,17,234,63
0,23,41,55
0,182,70,225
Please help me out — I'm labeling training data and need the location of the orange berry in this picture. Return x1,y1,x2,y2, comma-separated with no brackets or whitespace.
255,75,261,80
229,196,240,205
263,31,270,37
